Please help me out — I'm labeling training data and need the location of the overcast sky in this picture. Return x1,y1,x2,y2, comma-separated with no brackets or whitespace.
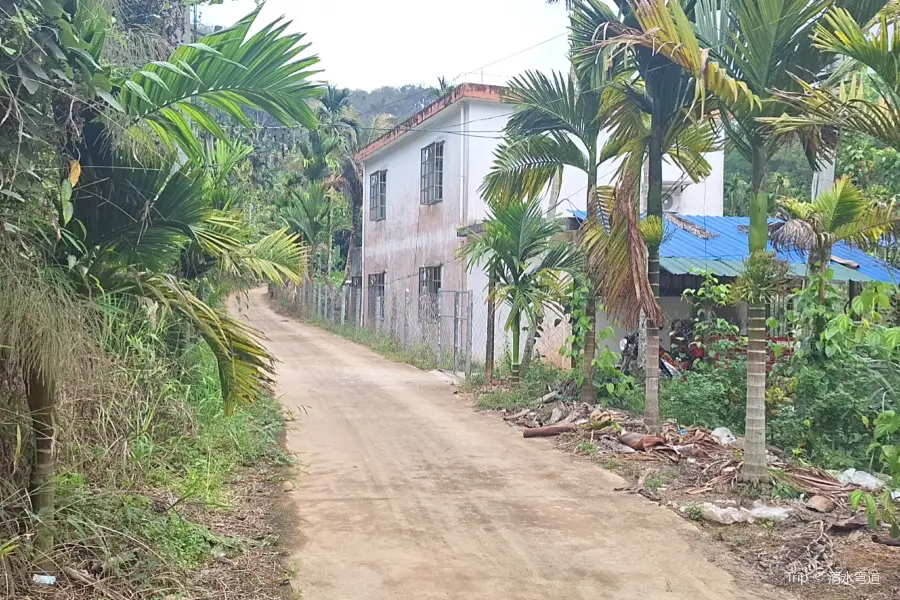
198,0,572,90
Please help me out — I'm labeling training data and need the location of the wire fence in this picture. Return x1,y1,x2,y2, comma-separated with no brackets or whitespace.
270,280,574,376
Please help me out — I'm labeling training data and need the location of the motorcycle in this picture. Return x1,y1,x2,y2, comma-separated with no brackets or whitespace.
618,332,682,378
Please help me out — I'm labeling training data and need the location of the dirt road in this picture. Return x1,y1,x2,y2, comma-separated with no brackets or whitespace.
240,288,789,600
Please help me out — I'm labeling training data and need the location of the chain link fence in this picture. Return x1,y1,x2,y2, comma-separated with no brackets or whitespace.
270,279,574,377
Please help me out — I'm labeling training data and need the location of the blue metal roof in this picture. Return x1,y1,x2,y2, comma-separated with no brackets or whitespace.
568,211,900,283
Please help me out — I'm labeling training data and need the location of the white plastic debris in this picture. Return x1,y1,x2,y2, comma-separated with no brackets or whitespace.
32,574,56,585
837,468,885,491
696,502,750,524
748,505,793,522
710,427,737,446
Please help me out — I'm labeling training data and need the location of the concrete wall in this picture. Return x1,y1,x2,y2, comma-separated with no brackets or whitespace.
362,104,466,326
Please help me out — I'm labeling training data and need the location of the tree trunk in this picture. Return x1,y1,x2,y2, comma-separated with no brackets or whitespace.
743,304,768,482
580,151,599,403
486,272,496,383
742,145,770,483
511,310,522,382
644,129,663,432
27,370,56,574
520,319,539,372
816,243,831,304
580,295,597,403
645,246,661,431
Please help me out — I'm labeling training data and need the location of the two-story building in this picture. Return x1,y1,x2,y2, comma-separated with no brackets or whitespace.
354,83,727,367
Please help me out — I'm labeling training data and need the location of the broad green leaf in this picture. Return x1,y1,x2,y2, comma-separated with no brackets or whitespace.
62,202,74,225
96,90,124,112
60,180,73,205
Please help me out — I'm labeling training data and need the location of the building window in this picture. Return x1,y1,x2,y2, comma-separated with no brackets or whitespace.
418,264,441,321
420,142,444,205
369,170,386,221
368,272,385,322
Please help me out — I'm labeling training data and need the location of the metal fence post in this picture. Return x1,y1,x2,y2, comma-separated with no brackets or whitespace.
403,290,410,349
341,289,346,326
453,293,460,373
437,295,443,368
466,290,473,378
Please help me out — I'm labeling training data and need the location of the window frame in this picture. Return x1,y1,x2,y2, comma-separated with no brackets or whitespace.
419,141,444,205
369,169,387,221
418,264,442,321
368,272,386,322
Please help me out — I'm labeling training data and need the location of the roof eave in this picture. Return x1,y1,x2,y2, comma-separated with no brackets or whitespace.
355,83,506,163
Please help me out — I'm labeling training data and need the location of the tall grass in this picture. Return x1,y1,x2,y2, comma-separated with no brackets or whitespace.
0,299,287,596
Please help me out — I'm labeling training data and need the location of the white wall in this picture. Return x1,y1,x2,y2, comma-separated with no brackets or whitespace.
361,96,727,365
362,104,466,326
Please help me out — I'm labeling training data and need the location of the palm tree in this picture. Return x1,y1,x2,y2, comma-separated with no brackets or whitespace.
571,0,718,431
17,6,321,568
482,67,610,401
280,182,340,277
771,179,900,301
460,198,581,380
764,7,900,182
601,0,885,482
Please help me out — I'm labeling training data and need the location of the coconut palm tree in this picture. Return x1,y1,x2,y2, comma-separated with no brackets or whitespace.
771,179,900,301
571,0,718,431
460,198,582,380
597,0,886,482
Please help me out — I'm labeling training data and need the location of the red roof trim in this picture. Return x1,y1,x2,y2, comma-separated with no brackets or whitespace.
354,83,506,161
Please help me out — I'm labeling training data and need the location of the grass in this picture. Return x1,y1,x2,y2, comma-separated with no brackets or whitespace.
0,304,289,596
576,442,598,455
300,310,443,371
473,361,572,411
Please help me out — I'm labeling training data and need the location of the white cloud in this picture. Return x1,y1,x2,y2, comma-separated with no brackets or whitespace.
197,0,571,90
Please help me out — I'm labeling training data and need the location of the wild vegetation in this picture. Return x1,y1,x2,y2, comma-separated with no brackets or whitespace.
0,0,327,595
463,0,900,536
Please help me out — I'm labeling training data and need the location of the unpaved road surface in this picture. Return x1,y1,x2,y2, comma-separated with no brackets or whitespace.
239,288,790,600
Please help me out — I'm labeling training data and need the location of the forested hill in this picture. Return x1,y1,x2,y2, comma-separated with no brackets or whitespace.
347,85,436,122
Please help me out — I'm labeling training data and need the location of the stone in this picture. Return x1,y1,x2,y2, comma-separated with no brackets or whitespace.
548,406,564,425
807,495,836,513
837,468,885,491
280,480,295,492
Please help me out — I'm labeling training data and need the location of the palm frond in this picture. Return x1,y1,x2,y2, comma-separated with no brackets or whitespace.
73,157,208,274
136,274,275,415
771,179,900,256
504,70,600,142
110,9,322,157
582,153,664,327
459,198,578,329
481,135,588,203
280,182,332,246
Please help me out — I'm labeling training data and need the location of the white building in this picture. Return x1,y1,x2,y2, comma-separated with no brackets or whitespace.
354,83,725,367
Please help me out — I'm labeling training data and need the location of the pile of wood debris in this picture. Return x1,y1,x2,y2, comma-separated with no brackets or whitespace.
503,399,871,513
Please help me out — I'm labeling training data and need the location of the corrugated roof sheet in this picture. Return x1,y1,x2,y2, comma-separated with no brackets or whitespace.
569,212,899,283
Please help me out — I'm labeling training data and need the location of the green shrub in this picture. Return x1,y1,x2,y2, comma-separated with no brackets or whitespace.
474,360,572,411
660,352,748,433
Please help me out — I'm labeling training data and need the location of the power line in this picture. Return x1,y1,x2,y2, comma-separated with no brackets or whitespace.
354,31,569,119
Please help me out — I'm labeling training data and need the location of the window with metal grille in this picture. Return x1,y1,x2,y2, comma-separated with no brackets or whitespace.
369,170,386,220
420,142,444,204
368,272,385,322
418,265,441,321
